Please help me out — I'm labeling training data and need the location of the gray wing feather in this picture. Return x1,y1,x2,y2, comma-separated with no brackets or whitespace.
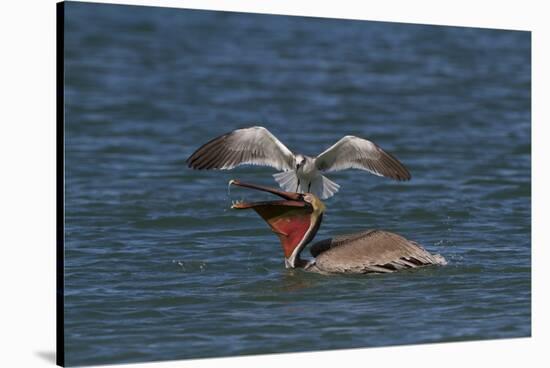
187,126,295,171
314,136,411,181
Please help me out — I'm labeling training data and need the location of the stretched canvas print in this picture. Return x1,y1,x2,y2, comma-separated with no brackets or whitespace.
58,1,531,366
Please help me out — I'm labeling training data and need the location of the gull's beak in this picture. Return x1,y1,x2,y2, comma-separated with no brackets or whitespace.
229,180,324,268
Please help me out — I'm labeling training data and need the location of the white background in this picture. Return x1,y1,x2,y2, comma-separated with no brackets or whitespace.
1,0,547,367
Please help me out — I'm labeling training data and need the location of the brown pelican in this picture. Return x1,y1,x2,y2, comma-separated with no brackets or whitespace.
187,126,410,199
229,180,446,273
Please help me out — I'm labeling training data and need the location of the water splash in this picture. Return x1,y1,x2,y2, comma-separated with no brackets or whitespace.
227,180,232,197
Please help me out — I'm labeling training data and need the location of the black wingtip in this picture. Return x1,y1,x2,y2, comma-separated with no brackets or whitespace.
396,171,411,181
185,155,196,169
184,130,234,171
186,153,206,170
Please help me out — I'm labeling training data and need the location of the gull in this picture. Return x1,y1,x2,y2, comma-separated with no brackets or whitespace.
186,126,411,199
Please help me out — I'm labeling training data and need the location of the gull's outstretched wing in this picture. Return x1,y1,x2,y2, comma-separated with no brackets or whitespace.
187,126,295,171
314,136,411,180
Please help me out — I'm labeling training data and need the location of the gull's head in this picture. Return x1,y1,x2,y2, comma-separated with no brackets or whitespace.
295,154,306,170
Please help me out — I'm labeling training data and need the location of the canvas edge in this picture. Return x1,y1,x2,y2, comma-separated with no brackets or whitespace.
56,1,65,367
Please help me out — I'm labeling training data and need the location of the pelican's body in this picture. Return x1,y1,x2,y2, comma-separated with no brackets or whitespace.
304,230,446,274
187,126,411,199
230,180,446,274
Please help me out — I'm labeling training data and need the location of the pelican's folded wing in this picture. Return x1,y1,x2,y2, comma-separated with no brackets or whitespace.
187,126,295,171
314,135,411,181
310,230,446,274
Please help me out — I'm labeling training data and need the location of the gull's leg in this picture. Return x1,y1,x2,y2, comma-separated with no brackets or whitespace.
307,182,311,192
296,179,300,192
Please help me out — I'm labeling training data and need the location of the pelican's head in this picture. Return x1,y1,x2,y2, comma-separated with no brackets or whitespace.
229,180,325,268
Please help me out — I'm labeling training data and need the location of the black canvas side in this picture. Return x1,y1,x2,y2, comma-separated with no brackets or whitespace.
56,2,65,367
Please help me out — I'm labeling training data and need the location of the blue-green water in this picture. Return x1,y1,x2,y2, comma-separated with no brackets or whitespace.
63,2,531,366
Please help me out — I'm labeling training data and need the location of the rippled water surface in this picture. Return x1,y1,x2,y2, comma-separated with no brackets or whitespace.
63,2,531,366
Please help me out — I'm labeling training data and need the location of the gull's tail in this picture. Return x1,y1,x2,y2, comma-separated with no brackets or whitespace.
273,172,340,199
310,174,340,199
273,171,299,193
